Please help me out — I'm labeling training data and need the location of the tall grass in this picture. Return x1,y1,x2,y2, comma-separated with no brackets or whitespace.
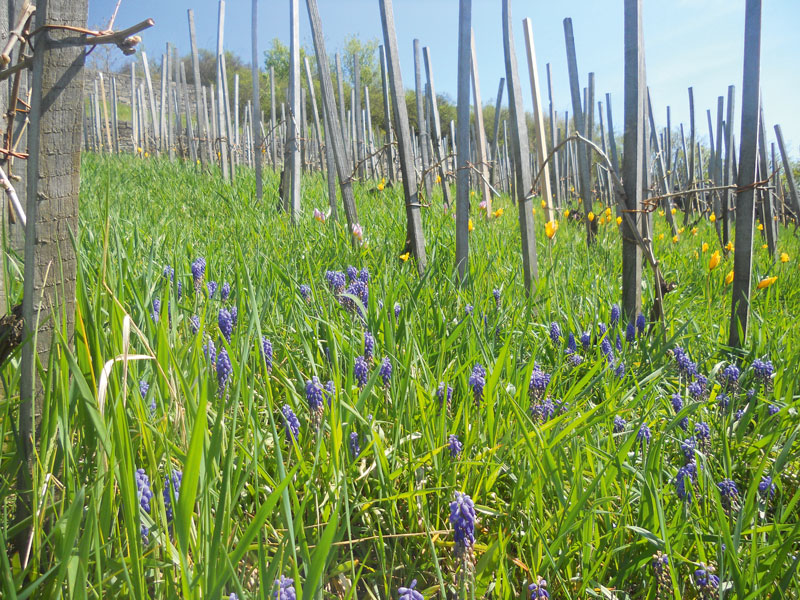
1,153,798,599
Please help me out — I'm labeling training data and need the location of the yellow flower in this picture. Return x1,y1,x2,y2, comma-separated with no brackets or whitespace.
588,211,595,222
605,207,612,216
756,276,777,290
378,177,386,191
436,175,441,183
658,233,664,241
136,146,143,153
691,227,698,236
702,242,709,253
780,252,789,263
708,250,720,271
725,241,734,252
725,270,734,285
545,220,558,239
399,252,410,262
671,208,677,215
570,186,575,193
757,223,763,231
693,251,699,259
659,210,665,217
541,199,547,209
678,227,685,234
564,209,570,219
468,218,474,232
470,190,475,197
144,152,149,158
616,216,622,226
672,235,679,243
493,208,504,218
709,213,717,223
762,243,768,249
597,216,605,225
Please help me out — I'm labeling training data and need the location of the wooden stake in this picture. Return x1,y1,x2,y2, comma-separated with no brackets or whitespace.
455,0,471,284
470,29,492,208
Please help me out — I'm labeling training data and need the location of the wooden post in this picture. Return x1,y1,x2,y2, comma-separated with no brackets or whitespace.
774,125,800,224
563,18,595,241
605,93,619,174
353,53,364,179
287,0,301,217
188,9,208,165
216,1,230,179
423,46,453,210
522,18,554,223
758,106,776,255
585,72,595,202
305,0,360,239
490,77,504,190
546,64,560,205
335,54,348,156
728,0,762,349
455,0,471,284
470,29,492,209
723,84,736,248
270,67,277,169
647,90,677,233
413,39,433,200
111,76,119,153
688,88,696,212
503,0,538,291
303,56,324,178
252,0,262,198
622,0,644,323
378,0,427,272
379,46,395,183
322,101,338,220
130,63,138,151
179,62,196,162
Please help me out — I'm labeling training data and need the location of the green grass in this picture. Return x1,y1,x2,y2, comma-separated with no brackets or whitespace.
1,152,799,599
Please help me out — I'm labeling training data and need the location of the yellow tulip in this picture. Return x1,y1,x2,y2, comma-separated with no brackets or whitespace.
762,244,768,249
436,175,442,183
616,216,622,226
493,208,504,218
709,213,717,222
545,220,558,239
725,270,734,285
780,252,789,263
694,251,699,259
702,242,709,253
725,241,734,252
564,209,570,218
588,211,595,222
605,207,612,216
678,227,685,234
691,227,698,235
468,218,474,232
659,210,665,217
541,199,547,209
756,276,777,290
757,223,764,231
671,207,677,215
378,182,385,191
708,250,720,271
399,252,410,262
672,235,679,243
658,233,664,241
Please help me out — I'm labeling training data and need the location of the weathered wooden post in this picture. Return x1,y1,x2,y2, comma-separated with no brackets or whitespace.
378,45,395,183
728,0,762,349
723,84,736,248
470,30,492,210
621,0,644,323
546,64,560,205
522,17,554,223
757,107,775,255
18,0,87,552
413,39,433,201
774,125,800,224
422,47,453,209
287,0,301,217
455,0,471,284
251,0,262,199
563,18,595,241
378,0,427,272
502,0,538,291
490,77,504,190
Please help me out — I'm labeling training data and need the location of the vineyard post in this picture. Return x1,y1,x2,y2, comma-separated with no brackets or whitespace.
728,0,762,349
353,54,364,179
188,9,208,165
773,125,800,226
621,0,644,323
303,56,324,179
251,0,261,196
722,84,736,249
378,0,427,273
502,0,537,292
286,0,300,217
422,47,453,210
365,85,377,178
469,30,492,209
335,54,349,160
605,94,619,175
489,77,504,190
712,96,724,241
413,40,433,202
455,0,470,285
757,107,776,255
688,88,696,218
522,17,554,224
563,18,595,242
378,46,394,183
585,72,594,200
546,64,560,206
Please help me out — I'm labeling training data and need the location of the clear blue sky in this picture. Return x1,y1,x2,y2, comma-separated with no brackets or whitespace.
90,0,799,159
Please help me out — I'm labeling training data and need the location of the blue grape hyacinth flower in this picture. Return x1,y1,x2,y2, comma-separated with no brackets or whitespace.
379,356,392,387
274,575,296,600
163,469,183,523
469,363,486,404
610,303,620,328
218,308,233,343
364,331,375,360
529,576,549,599
191,257,206,290
549,322,561,344
449,491,476,555
448,434,462,458
354,355,369,388
349,432,360,458
281,405,300,443
261,337,273,373
398,579,424,600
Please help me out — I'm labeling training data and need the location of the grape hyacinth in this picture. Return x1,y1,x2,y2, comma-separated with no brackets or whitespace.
615,334,622,353
694,565,719,599
680,437,696,462
398,579,424,600
493,288,501,307
190,315,200,335
600,336,614,362
469,363,486,404
566,332,577,354
204,338,216,367
325,270,346,293
191,257,206,291
636,313,646,335
364,331,375,361
610,303,621,328
162,264,174,282
260,337,273,373
449,491,476,556
637,423,651,446
151,298,161,323
135,468,152,544
176,280,182,301
207,280,218,299
614,361,625,378
674,460,697,502
465,304,474,317
759,476,776,500
531,398,556,423
163,469,183,523
768,403,780,416
354,355,369,388
359,267,370,283
437,382,453,410
342,280,369,315
720,364,740,389
347,265,358,282
349,432,360,458
549,322,561,344
379,356,392,387
305,377,325,426
139,379,149,399
299,284,311,301
625,321,635,344
448,434,463,458
580,330,591,351
274,575,296,600
220,282,231,301
652,552,672,598
281,404,300,443
717,478,739,513
394,302,402,319
569,353,584,367
752,358,774,383
613,416,626,433
323,380,335,404
528,365,551,400
216,349,232,398
218,308,233,343
529,576,549,599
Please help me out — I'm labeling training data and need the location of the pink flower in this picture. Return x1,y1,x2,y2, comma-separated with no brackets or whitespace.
352,223,363,241
313,208,326,222
479,200,487,211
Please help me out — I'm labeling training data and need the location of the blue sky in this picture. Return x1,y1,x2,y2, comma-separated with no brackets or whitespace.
90,0,799,159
